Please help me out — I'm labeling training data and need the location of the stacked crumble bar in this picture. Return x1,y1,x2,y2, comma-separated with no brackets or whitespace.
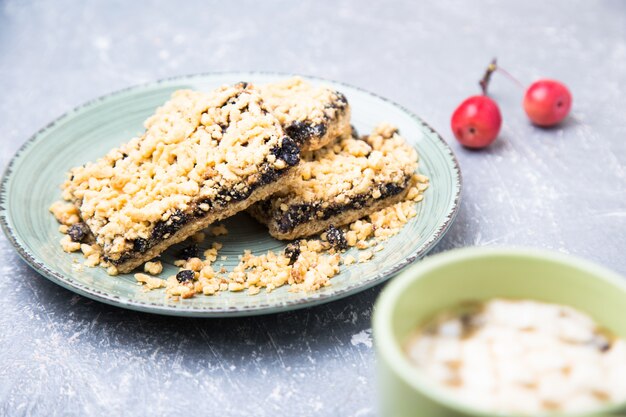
60,83,300,273
249,124,419,240
50,77,429,297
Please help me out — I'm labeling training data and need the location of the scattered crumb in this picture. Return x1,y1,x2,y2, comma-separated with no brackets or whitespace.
228,282,245,292
49,201,80,226
355,240,370,249
210,224,228,236
144,261,163,275
84,253,101,267
358,251,373,263
343,255,355,265
204,245,219,262
135,273,166,290
80,243,95,256
60,235,81,253
185,257,203,271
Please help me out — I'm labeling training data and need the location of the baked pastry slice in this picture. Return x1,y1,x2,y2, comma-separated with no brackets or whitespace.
260,77,351,151
62,83,300,273
249,124,419,240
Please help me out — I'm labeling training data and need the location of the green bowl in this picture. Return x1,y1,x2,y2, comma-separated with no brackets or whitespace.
372,247,626,417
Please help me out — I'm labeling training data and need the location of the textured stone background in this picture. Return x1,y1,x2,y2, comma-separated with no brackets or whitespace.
1,1,625,416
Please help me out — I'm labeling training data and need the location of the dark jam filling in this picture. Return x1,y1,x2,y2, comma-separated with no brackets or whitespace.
272,181,408,234
285,122,327,146
284,91,348,146
104,138,299,266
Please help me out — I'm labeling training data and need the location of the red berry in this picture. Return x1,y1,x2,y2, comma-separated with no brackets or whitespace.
523,79,572,127
451,96,502,149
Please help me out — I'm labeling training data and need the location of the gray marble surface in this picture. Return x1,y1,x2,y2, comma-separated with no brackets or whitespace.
1,1,625,416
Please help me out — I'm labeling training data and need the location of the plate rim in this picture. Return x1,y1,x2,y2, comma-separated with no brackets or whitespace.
0,71,462,317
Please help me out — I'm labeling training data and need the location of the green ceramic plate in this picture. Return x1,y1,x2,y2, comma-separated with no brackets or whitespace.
0,73,461,317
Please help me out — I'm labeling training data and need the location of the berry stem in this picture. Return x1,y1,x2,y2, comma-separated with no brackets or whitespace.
479,58,498,95
479,58,525,95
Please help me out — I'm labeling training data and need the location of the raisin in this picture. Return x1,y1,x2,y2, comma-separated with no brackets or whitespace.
272,136,300,167
151,223,168,240
350,194,367,210
177,244,199,260
67,222,89,242
176,269,195,283
277,203,316,233
258,166,279,186
379,183,404,198
151,210,188,240
284,242,301,265
321,195,368,221
216,187,250,204
285,122,327,145
325,225,347,250
229,187,250,201
237,81,249,89
133,238,150,253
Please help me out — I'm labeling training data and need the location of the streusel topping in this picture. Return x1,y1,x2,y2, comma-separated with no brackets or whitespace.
260,77,347,131
276,123,417,205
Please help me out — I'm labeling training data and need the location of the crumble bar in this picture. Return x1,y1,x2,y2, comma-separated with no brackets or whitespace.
60,82,300,273
260,77,351,151
248,124,421,240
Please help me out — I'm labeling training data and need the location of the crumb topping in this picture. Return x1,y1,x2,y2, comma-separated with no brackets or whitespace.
261,77,350,148
261,77,347,128
61,83,295,261
293,123,417,202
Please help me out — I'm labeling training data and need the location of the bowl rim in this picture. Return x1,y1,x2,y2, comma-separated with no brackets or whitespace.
372,246,626,417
